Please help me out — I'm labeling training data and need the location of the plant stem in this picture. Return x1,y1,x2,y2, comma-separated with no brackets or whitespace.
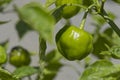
99,9,120,37
101,0,105,13
38,37,47,80
79,4,96,29
79,11,88,29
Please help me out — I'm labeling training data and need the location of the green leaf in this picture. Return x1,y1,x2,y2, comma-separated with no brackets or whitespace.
92,34,113,58
0,0,12,12
112,0,120,4
104,28,113,37
0,20,9,24
0,0,12,6
99,51,111,57
45,0,56,7
82,0,94,7
16,20,32,38
42,49,63,80
109,46,120,59
43,62,63,80
13,66,38,79
111,32,120,46
0,40,9,50
84,56,92,68
51,5,65,22
0,67,18,80
45,49,62,63
92,15,106,26
107,11,116,20
80,60,120,80
17,2,55,42
0,45,7,65
92,12,116,27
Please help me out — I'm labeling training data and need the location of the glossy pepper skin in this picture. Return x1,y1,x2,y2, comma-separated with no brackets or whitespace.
55,0,80,19
56,25,93,60
9,46,31,67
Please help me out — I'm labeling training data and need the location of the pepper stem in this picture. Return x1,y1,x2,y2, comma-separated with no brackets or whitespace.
79,10,89,29
79,4,95,29
38,36,46,80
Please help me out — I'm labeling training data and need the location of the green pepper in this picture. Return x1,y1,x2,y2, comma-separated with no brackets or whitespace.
56,25,93,60
9,46,31,67
55,0,80,19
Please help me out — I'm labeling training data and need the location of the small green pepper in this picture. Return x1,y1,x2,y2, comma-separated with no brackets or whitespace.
56,25,93,60
9,46,31,67
55,0,80,19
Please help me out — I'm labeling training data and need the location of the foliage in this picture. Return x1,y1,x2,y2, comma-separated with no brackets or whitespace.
80,60,120,80
0,0,120,80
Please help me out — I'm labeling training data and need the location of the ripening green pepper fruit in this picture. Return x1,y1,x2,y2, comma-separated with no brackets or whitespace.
55,0,80,19
55,25,93,60
9,46,31,67
0,46,7,65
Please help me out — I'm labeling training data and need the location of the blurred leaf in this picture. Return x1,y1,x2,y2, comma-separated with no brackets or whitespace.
13,66,38,79
0,67,18,80
0,40,9,50
51,5,65,22
84,56,92,68
112,0,120,4
93,27,114,58
99,28,120,59
82,0,93,7
16,20,32,38
0,0,12,6
45,49,62,63
17,2,55,42
45,62,62,72
109,46,120,59
0,6,4,12
93,34,113,58
42,49,63,80
92,15,106,26
104,28,113,37
43,62,63,80
92,12,116,27
107,11,116,20
45,0,56,7
80,60,120,80
0,45,7,65
100,51,111,57
0,0,12,12
111,32,120,46
0,20,9,24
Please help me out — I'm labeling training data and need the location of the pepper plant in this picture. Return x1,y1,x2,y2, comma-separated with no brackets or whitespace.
0,0,120,80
